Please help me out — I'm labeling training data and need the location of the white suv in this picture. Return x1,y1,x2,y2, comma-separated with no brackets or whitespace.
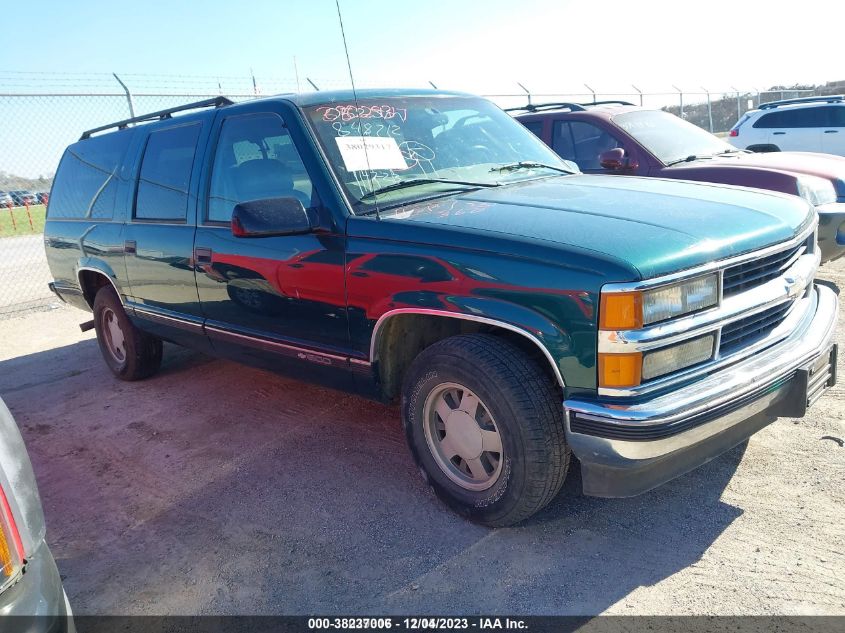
728,95,845,155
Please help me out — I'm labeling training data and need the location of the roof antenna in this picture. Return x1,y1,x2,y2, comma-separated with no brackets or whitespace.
335,0,379,220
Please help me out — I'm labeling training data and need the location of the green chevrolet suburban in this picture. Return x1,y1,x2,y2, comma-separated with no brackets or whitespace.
44,90,838,526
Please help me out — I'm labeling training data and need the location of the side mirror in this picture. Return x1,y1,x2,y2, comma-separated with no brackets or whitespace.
599,148,638,171
231,197,312,238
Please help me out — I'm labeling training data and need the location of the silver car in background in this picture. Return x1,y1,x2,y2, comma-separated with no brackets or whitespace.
0,398,73,631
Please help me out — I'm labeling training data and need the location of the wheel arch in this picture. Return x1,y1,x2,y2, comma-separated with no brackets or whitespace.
76,264,124,309
370,308,566,400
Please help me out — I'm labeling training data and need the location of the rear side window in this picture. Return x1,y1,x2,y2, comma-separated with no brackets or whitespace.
754,107,827,128
135,124,201,221
48,130,132,219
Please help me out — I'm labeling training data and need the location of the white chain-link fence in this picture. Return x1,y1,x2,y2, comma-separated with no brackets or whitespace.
1,78,841,317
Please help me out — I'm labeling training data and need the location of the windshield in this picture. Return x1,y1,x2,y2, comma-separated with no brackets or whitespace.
304,95,575,212
613,110,735,165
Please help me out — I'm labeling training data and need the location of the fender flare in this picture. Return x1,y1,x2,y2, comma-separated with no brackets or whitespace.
369,308,567,388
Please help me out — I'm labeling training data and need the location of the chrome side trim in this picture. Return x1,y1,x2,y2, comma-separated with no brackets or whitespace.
369,308,565,387
76,266,124,307
205,324,371,369
601,217,817,294
131,305,205,333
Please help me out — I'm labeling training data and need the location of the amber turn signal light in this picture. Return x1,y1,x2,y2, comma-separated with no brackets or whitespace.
598,352,643,388
599,292,643,330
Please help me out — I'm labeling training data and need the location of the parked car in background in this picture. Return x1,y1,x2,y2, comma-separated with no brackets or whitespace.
34,192,50,205
9,191,37,207
512,101,845,262
0,398,73,629
0,191,13,207
728,95,845,154
44,90,837,526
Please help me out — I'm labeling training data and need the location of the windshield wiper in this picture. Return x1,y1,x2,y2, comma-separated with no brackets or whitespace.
490,161,575,175
358,178,500,202
665,154,716,166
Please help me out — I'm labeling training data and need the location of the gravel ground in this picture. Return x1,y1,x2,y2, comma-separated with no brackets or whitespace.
0,260,842,616
0,234,55,319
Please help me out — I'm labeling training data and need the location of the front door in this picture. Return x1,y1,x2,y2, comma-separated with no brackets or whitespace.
193,106,351,370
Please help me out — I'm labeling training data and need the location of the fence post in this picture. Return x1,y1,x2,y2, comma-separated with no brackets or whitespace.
702,86,713,132
731,86,741,121
112,73,136,119
7,200,16,232
672,85,684,118
517,82,531,106
24,200,33,230
584,83,596,104
631,84,643,106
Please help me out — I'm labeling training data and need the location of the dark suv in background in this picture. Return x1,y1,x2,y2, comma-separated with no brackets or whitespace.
513,101,845,262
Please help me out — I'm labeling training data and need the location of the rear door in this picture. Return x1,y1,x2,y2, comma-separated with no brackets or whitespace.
754,107,822,151
820,106,845,156
122,114,212,348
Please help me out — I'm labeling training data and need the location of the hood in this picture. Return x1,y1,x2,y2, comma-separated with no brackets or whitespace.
383,174,814,279
667,151,845,200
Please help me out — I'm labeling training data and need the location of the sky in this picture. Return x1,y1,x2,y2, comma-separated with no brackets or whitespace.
3,0,843,95
2,0,844,178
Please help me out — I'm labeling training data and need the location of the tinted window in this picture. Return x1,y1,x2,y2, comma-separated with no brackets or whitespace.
552,121,620,170
552,121,575,160
208,113,315,223
824,106,845,127
754,107,829,128
135,124,201,221
522,120,543,137
48,130,132,219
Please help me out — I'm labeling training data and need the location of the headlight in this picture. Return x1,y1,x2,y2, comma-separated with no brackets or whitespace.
642,334,715,381
797,176,837,206
599,273,719,330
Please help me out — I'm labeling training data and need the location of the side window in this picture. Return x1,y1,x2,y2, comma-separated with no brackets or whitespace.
755,108,825,128
208,113,315,223
830,106,845,127
48,130,132,219
522,120,543,138
135,124,201,221
555,121,620,170
551,121,576,161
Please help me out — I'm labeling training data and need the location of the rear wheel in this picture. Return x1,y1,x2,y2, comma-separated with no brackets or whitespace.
401,334,569,526
93,285,162,380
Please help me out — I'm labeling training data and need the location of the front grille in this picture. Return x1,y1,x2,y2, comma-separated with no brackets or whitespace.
722,243,804,297
719,302,792,355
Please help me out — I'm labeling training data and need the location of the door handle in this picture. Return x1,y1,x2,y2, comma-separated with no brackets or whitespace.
773,131,786,135
124,240,137,254
194,247,213,264
824,130,839,133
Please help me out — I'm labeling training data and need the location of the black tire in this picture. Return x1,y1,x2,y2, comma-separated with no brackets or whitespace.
92,285,163,380
401,333,570,527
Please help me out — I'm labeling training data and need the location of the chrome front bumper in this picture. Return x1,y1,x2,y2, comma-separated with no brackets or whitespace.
564,283,839,498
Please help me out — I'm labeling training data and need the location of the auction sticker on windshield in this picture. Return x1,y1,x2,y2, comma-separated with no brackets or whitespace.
336,136,408,171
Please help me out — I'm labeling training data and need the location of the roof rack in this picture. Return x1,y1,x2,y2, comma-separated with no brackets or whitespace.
505,102,587,113
758,95,844,110
80,96,234,140
505,99,635,114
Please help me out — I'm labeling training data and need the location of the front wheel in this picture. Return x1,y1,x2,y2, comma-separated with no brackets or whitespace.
401,334,570,526
93,285,163,380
